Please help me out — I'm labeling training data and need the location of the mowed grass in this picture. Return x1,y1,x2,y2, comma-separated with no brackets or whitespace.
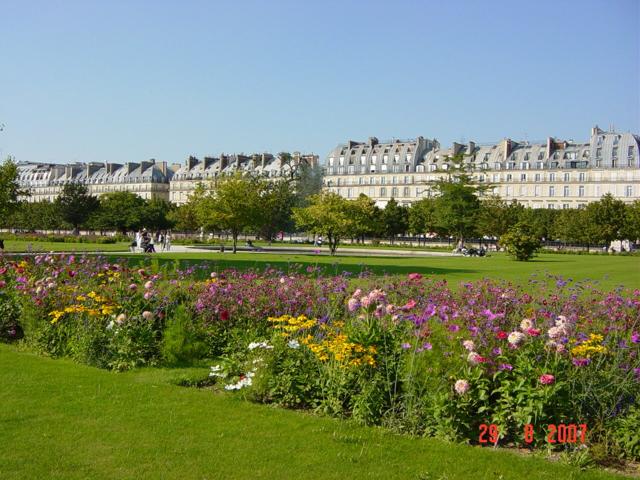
2,240,130,252
0,345,629,480
109,251,640,290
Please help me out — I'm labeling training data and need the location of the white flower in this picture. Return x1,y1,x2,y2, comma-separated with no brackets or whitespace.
548,326,562,339
454,379,470,395
520,318,533,331
106,320,115,330
287,339,301,349
462,340,475,351
209,365,227,378
507,331,525,346
248,341,273,350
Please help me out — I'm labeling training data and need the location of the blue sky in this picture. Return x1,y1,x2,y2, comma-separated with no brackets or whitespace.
1,0,638,164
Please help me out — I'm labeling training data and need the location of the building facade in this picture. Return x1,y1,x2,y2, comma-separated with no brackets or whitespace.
169,152,319,205
323,127,640,208
17,159,175,202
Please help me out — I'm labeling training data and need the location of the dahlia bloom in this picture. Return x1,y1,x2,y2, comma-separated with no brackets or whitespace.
454,379,470,395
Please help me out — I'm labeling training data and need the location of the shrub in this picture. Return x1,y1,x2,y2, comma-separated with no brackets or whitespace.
500,222,542,261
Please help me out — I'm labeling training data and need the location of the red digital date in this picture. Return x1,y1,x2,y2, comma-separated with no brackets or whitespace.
523,423,587,444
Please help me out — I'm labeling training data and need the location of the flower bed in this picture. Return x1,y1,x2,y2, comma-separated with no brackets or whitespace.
1,254,638,463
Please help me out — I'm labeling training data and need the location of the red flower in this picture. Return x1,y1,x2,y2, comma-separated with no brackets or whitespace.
220,309,230,321
527,328,541,337
496,331,508,340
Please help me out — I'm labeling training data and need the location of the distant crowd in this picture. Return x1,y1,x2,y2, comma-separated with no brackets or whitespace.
130,230,171,253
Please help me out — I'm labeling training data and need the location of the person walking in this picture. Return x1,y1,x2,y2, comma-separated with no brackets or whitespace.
135,230,142,253
165,232,171,251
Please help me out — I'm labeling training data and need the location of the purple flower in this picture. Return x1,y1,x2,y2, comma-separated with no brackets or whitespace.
498,363,513,371
420,342,433,351
572,358,591,367
448,324,460,332
401,342,412,350
632,332,640,344
492,347,502,356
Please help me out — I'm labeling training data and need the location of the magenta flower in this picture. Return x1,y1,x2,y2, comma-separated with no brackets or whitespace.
498,363,513,371
408,273,423,281
539,374,555,385
632,332,640,344
572,358,591,367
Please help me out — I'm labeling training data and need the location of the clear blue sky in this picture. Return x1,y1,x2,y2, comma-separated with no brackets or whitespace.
1,0,638,165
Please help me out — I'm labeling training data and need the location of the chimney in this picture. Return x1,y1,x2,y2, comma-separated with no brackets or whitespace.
220,154,227,170
452,142,464,156
126,162,139,174
502,139,512,160
204,156,216,170
261,153,267,168
368,136,379,147
235,155,241,169
187,155,198,170
546,137,553,159
467,141,475,154
158,161,167,177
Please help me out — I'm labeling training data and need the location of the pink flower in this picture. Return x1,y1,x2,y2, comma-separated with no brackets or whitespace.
539,374,555,385
128,283,137,291
454,379,470,395
527,328,541,337
402,299,417,310
351,288,362,299
144,280,153,290
408,273,423,281
143,291,153,300
631,332,640,344
347,298,360,312
0,280,5,289
467,351,487,365
385,304,396,315
462,340,475,351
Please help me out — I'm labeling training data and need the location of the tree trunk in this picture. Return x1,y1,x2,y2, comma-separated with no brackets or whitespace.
232,232,238,253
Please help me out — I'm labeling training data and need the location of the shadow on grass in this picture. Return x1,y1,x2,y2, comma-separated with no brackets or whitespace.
104,254,476,279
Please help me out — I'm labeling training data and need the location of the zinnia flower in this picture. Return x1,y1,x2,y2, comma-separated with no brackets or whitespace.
539,374,555,385
520,318,533,331
527,328,541,337
467,351,486,365
347,298,360,312
496,331,508,340
142,311,153,321
454,379,470,395
408,273,423,281
144,280,153,290
631,332,640,344
462,340,475,351
507,331,525,347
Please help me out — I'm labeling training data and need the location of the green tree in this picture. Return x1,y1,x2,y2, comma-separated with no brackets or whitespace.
167,202,200,232
519,207,559,241
294,162,324,205
0,157,24,226
141,199,174,231
293,191,354,255
10,201,62,231
257,179,297,243
586,193,628,247
380,198,408,243
348,194,381,242
621,200,640,241
195,174,261,253
55,182,99,233
430,158,486,246
91,191,146,234
476,196,524,248
500,222,542,261
408,197,438,238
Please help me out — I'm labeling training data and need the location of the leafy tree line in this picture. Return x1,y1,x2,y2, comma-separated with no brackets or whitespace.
2,156,639,257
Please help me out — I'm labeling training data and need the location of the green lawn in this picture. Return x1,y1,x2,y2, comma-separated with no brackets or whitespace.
0,345,629,480
2,240,130,252
109,251,640,290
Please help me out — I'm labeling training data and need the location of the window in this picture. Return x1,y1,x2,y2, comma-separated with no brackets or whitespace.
563,204,570,209
392,176,397,184
536,162,544,169
360,155,366,165
563,173,569,182
563,186,569,197
628,146,635,158
596,148,602,158
538,152,545,160
549,186,555,197
579,172,585,182
372,155,377,163
534,186,541,197
578,185,585,197
380,187,386,196
328,157,334,166
506,174,513,181
403,187,410,196
381,164,387,172
626,185,633,197
393,154,399,163
521,162,529,170
520,173,527,181
549,173,556,181
392,187,398,197
505,186,512,197
358,177,364,185
429,164,436,172
507,162,516,170
535,173,541,182
382,155,388,164
336,178,341,186
347,188,353,198
548,204,555,209
406,154,412,162
369,187,375,197
612,147,618,159
347,165,354,174
370,164,376,173
380,177,386,185
339,156,344,165
494,162,502,170
613,136,619,145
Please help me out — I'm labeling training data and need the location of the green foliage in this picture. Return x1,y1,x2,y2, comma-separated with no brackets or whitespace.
0,157,23,225
8,200,63,231
55,182,99,231
0,287,22,342
408,197,437,235
346,194,381,241
90,191,147,233
161,304,208,366
586,194,627,245
293,191,355,254
500,222,542,261
476,196,524,244
612,406,640,460
256,179,297,242
380,198,408,242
